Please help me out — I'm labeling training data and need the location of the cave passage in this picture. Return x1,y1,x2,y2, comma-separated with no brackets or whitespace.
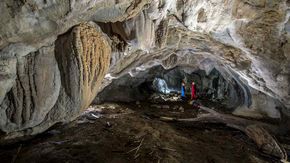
1,0,290,162
0,66,283,163
95,66,247,113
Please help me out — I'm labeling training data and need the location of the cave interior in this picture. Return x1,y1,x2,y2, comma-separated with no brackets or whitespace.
0,0,290,162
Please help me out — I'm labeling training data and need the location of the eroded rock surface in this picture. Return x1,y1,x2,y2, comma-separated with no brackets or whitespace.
0,45,60,133
0,23,111,139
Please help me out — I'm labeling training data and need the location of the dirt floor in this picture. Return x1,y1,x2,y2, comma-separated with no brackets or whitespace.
0,99,285,163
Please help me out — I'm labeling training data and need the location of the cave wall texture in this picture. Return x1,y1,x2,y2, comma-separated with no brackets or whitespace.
0,0,289,139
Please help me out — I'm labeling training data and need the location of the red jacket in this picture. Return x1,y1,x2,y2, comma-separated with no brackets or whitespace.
191,83,196,100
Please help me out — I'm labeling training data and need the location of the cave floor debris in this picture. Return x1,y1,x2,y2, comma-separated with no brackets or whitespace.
0,101,283,163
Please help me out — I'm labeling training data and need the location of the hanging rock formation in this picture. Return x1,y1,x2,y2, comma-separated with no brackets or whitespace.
55,23,111,112
0,23,111,139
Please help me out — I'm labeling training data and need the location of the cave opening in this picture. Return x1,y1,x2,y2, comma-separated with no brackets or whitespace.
77,65,286,162
94,65,247,113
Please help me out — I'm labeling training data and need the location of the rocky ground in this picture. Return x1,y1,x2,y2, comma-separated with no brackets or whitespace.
0,95,284,163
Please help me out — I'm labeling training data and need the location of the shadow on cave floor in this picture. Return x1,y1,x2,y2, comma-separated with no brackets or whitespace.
0,95,281,163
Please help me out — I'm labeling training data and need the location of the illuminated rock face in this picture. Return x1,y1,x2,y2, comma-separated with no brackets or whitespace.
55,23,111,112
0,0,289,138
100,0,289,119
0,23,111,139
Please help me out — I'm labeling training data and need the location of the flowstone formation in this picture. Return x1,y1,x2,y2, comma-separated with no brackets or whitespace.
0,0,289,140
0,22,111,139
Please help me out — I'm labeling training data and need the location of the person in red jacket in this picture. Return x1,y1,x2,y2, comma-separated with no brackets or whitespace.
191,81,196,100
191,81,200,109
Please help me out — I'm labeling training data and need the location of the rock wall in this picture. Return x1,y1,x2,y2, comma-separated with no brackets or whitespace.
0,45,60,133
0,0,150,105
0,23,111,139
100,0,290,118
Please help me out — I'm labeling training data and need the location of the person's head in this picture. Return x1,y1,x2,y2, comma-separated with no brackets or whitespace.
192,81,195,85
